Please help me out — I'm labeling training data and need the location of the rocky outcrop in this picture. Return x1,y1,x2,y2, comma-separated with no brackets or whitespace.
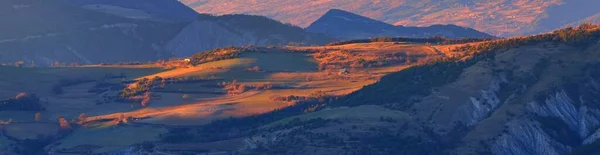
492,119,572,155
584,129,600,144
452,75,508,126
526,90,600,139
493,85,600,155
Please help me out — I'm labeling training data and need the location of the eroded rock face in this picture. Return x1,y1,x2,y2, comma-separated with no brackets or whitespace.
527,90,600,139
452,75,508,126
492,82,600,155
492,119,572,155
584,129,600,145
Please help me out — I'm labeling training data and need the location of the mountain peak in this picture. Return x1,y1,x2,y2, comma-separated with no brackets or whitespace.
323,9,354,15
306,9,396,39
306,9,493,40
318,9,389,25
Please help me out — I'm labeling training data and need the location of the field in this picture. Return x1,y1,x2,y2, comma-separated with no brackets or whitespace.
54,126,166,154
2,123,59,140
0,41,462,153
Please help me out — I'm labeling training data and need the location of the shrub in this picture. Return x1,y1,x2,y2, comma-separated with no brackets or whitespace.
120,78,156,99
160,78,167,88
269,95,305,103
371,37,393,42
35,112,41,121
15,92,27,99
246,66,262,72
222,80,247,95
254,83,273,91
78,113,87,124
141,92,151,107
190,47,243,66
14,61,25,67
114,114,129,125
58,116,71,130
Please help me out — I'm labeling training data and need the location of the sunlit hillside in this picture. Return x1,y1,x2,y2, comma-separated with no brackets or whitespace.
0,40,453,154
1,24,598,155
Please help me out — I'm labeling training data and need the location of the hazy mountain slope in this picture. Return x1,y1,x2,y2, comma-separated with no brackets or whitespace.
181,0,600,36
537,0,600,32
0,0,330,65
0,0,186,65
305,9,398,39
59,0,199,21
306,9,493,39
166,14,335,57
573,13,600,26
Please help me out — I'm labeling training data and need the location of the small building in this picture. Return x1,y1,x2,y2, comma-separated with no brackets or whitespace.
339,69,350,75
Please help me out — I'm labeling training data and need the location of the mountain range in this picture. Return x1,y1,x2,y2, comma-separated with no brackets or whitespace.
166,14,334,57
305,9,493,40
0,0,333,65
0,0,185,65
182,0,600,36
0,1,599,154
58,0,199,22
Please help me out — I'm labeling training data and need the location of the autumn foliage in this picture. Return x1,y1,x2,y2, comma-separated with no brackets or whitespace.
141,92,151,107
222,80,247,95
58,116,71,130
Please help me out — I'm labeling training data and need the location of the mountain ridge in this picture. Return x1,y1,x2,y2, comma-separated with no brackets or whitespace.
305,9,494,40
58,0,199,22
181,0,600,36
0,0,333,65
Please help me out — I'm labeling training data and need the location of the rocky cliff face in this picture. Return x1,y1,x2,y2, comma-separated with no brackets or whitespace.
492,81,600,155
492,119,572,155
452,75,508,126
451,75,600,155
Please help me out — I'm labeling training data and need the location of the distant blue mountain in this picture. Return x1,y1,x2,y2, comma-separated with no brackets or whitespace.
306,9,494,40
0,0,333,65
59,0,199,22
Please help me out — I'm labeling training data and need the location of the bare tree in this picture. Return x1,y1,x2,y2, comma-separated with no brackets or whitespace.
114,114,127,124
15,92,27,99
